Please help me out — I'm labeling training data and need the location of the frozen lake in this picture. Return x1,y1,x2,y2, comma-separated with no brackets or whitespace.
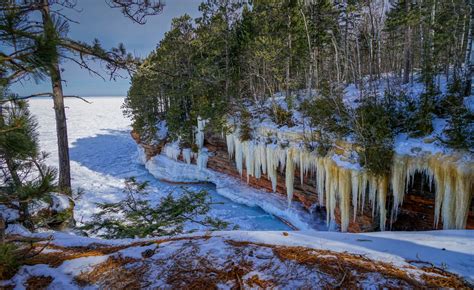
29,97,291,232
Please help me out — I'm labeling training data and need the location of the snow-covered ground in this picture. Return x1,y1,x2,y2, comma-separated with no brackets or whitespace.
3,228,473,288
28,97,292,231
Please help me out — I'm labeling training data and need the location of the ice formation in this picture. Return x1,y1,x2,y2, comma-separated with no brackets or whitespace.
195,117,209,169
285,148,295,205
196,117,208,149
225,132,473,232
226,133,234,159
163,143,181,161
197,149,209,170
182,148,192,164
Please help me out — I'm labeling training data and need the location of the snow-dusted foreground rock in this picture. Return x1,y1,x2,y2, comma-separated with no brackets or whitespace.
2,229,473,288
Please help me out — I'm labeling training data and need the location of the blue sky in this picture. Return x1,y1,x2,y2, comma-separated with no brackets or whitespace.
11,0,202,96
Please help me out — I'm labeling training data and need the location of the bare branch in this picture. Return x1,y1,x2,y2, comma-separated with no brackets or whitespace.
0,93,92,104
106,0,165,24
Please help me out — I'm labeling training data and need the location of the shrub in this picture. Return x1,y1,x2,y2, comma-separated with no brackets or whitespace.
440,80,474,150
354,100,395,176
442,105,474,150
300,88,350,139
239,107,253,141
0,243,20,280
314,129,333,157
271,104,294,127
82,178,228,239
407,87,437,137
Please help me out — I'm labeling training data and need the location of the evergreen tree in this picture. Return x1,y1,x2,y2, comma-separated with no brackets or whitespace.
124,0,473,160
1,0,165,194
0,89,58,230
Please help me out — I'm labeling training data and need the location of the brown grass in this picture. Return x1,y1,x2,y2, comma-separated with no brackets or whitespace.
272,246,467,288
164,241,254,289
24,235,211,268
227,240,468,288
25,276,53,290
75,256,146,289
246,274,274,288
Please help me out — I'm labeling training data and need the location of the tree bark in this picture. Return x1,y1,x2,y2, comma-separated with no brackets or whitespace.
286,11,292,102
0,214,5,244
403,0,412,84
464,0,474,96
300,8,313,98
51,64,71,192
40,1,72,193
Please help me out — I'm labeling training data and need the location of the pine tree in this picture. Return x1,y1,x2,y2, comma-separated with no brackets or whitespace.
0,89,58,230
0,1,165,194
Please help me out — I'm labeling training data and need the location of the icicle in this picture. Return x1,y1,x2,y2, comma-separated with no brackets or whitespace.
325,158,337,226
432,161,445,229
182,148,192,164
360,173,368,214
196,117,208,149
243,141,255,182
266,144,278,192
299,149,311,185
377,176,388,231
254,142,266,179
197,149,208,170
368,176,378,217
277,146,287,173
338,168,351,232
163,143,181,161
226,133,234,159
229,121,474,232
454,164,472,229
285,148,295,206
351,171,360,222
260,142,267,175
234,137,243,177
390,156,407,224
316,157,326,206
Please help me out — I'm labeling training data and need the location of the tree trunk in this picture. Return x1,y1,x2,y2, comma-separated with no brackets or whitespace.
300,8,313,98
286,12,291,102
464,0,474,96
40,1,72,193
0,215,5,244
403,0,412,84
51,64,72,192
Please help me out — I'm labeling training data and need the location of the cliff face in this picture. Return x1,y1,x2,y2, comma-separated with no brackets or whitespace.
204,134,375,232
133,131,474,232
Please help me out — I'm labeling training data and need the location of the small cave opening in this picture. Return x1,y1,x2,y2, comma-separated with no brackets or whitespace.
388,172,474,231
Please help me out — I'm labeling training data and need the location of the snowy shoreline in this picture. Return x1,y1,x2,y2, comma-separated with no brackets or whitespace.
136,145,328,231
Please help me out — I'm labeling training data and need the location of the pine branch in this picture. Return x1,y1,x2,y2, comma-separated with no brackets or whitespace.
106,0,165,24
0,93,92,104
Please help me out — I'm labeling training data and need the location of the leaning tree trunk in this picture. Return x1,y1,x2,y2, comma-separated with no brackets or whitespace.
50,65,71,192
40,1,72,193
